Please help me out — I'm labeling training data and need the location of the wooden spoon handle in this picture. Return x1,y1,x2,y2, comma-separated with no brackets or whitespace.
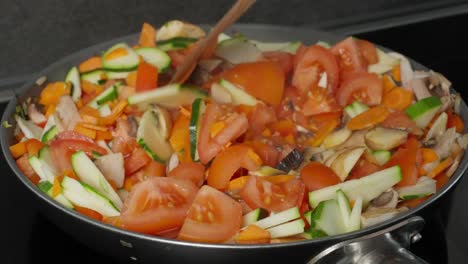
170,0,256,84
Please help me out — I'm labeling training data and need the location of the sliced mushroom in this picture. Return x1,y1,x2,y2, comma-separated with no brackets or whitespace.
457,134,468,149
446,151,464,178
55,95,81,130
330,147,366,181
424,112,447,143
211,83,233,104
428,71,451,96
166,153,180,174
27,103,47,125
94,153,125,188
322,128,352,149
339,129,368,149
365,127,408,151
361,207,407,228
367,189,399,211
434,128,459,159
156,20,205,41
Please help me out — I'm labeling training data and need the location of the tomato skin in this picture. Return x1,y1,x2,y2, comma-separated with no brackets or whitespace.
240,176,305,213
293,45,339,94
221,61,285,105
143,160,166,177
300,162,341,192
381,111,423,135
121,177,198,235
124,148,151,176
244,140,280,167
263,51,294,76
178,185,242,243
136,60,158,92
357,39,379,65
168,162,206,187
348,159,381,180
198,103,249,164
331,37,367,80
247,103,278,137
16,154,41,185
384,137,421,187
208,145,261,190
335,72,383,106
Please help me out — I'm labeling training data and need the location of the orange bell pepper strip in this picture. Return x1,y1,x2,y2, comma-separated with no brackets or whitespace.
77,122,108,131
51,177,62,198
428,157,453,178
136,60,158,92
99,100,128,126
447,111,464,133
228,176,249,192
105,47,129,61
392,64,401,82
25,139,44,156
81,80,103,94
74,205,103,221
96,130,113,141
138,22,157,47
9,141,27,159
169,114,192,162
74,124,97,139
44,104,56,118
382,87,413,111
235,225,271,244
78,56,102,73
263,175,295,185
382,75,396,94
126,71,138,87
347,106,390,130
308,118,339,147
421,148,439,164
39,82,71,106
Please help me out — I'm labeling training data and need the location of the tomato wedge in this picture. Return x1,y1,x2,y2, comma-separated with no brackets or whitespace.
331,37,367,80
16,154,41,185
381,110,423,135
240,176,305,212
198,103,249,164
384,137,421,187
263,51,294,76
357,39,378,65
136,60,158,92
348,158,382,180
121,177,198,234
178,185,242,243
300,161,341,192
221,61,285,105
335,72,383,106
301,87,341,116
208,145,261,190
292,45,339,94
168,162,206,187
124,147,151,176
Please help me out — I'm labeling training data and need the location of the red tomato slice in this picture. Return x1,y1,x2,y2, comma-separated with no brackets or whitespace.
300,161,341,192
246,103,278,137
240,176,305,213
381,110,423,135
124,147,151,176
198,103,248,164
292,45,339,94
331,37,367,80
121,177,198,235
348,158,382,180
263,51,294,76
357,39,379,65
136,60,158,92
168,162,206,187
221,61,285,105
301,87,341,116
208,145,261,190
384,137,421,187
16,154,41,185
335,72,383,106
243,140,280,167
50,132,108,174
178,185,242,243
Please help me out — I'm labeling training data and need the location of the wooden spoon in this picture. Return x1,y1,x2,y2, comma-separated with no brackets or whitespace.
170,0,256,84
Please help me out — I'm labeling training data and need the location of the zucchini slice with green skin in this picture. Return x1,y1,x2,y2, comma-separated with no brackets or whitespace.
368,49,400,75
37,180,74,209
315,41,331,49
106,70,133,79
81,69,107,85
40,115,58,142
15,115,43,140
242,208,269,227
372,150,391,166
135,47,171,72
137,107,174,163
405,96,443,128
61,176,120,217
71,151,122,210
266,218,305,238
65,66,81,101
310,199,346,236
252,206,300,229
396,176,436,200
127,84,207,109
219,79,258,106
344,101,369,118
189,98,206,162
38,146,59,176
88,84,119,109
216,37,263,64
309,165,402,208
157,37,198,51
302,227,327,239
102,43,139,71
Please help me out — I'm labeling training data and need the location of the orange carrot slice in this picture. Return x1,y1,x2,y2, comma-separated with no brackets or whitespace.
79,57,102,73
347,106,390,130
428,157,453,178
308,118,339,147
138,22,157,48
382,87,413,111
235,225,271,244
9,141,27,159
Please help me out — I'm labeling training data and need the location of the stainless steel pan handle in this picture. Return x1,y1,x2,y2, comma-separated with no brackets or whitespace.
308,216,427,264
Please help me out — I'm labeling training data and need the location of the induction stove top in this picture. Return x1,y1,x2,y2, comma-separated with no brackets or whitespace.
3,14,468,264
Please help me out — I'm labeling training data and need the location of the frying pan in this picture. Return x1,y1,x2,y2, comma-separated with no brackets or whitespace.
1,24,467,264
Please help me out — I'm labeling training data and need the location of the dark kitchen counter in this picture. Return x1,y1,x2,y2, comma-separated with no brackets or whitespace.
3,13,468,264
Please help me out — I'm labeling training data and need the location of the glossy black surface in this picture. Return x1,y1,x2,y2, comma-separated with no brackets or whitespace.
3,14,468,264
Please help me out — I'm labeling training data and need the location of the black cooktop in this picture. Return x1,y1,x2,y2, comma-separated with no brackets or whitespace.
4,14,468,264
